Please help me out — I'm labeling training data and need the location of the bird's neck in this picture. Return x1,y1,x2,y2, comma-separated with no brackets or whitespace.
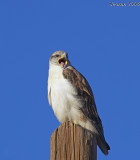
49,64,64,80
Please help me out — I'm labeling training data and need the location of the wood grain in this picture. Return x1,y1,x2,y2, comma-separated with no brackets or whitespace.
50,121,97,160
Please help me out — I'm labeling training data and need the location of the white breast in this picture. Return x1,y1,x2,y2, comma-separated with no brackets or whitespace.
48,65,82,123
48,64,98,134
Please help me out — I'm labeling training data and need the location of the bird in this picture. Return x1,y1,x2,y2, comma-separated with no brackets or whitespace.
48,50,110,155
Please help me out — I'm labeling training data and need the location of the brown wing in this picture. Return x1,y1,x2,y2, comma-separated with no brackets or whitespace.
63,66,104,135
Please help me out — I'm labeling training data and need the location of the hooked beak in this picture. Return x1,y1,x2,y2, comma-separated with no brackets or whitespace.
58,56,68,68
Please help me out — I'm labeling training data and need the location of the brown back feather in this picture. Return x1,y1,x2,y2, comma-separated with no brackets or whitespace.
63,66,104,135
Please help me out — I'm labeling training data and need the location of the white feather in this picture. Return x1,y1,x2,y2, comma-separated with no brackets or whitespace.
48,64,97,133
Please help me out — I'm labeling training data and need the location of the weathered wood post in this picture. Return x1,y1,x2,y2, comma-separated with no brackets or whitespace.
50,121,97,160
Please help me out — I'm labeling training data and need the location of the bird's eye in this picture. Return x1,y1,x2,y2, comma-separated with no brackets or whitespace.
54,55,59,58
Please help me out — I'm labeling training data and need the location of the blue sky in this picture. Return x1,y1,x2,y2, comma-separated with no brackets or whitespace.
0,0,140,160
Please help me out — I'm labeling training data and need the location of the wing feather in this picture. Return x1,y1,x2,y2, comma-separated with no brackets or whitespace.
63,66,104,134
63,66,110,154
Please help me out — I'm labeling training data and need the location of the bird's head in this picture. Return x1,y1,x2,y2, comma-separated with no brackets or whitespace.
49,51,70,69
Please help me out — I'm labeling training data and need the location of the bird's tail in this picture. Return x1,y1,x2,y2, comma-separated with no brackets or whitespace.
96,135,110,155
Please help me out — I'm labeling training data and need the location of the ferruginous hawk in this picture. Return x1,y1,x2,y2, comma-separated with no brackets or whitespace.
48,51,110,155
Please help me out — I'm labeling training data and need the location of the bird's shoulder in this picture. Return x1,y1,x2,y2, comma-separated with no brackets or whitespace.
63,66,93,97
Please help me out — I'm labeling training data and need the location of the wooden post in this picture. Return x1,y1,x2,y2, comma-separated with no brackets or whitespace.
50,121,97,160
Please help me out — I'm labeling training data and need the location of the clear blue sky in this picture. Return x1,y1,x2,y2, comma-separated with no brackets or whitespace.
0,0,140,160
